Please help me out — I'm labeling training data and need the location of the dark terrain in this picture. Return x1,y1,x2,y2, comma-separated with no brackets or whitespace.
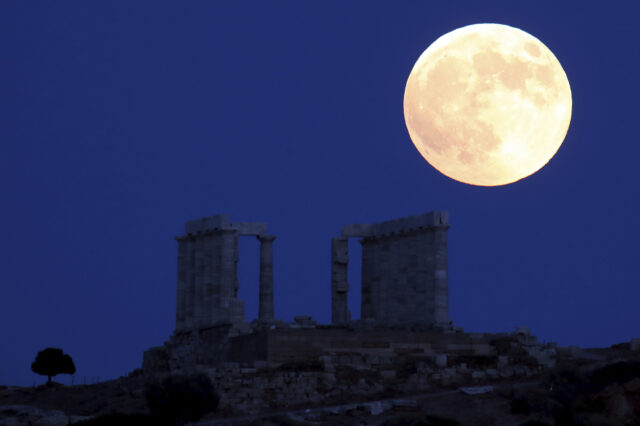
3,345,640,425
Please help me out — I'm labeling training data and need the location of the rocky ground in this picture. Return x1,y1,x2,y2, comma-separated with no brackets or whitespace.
199,382,539,425
0,371,148,425
0,378,536,425
3,345,640,425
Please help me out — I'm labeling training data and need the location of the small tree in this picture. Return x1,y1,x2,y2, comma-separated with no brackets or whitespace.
31,347,76,385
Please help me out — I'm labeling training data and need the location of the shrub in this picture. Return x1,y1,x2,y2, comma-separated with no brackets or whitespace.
511,397,531,415
145,373,219,425
589,361,640,392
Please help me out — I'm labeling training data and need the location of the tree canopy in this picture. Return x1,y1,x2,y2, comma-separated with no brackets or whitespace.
31,347,76,385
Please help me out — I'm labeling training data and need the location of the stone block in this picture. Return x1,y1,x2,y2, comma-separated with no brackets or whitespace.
341,223,374,237
499,367,514,378
435,354,447,368
443,368,457,378
392,399,418,411
426,210,449,226
380,370,396,380
185,214,229,234
471,344,492,355
331,238,349,264
486,368,499,379
568,345,580,356
471,370,486,380
365,211,450,237
459,385,493,395
498,356,509,367
253,360,268,369
513,366,527,376
223,362,240,370
365,401,386,415
294,315,316,326
232,222,268,236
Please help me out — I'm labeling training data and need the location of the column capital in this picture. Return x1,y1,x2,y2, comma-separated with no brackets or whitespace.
257,234,277,243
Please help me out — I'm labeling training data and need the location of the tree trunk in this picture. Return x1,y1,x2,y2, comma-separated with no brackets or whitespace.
47,375,52,385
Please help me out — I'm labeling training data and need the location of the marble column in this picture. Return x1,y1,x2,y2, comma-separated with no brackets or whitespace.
432,224,450,326
331,237,350,324
219,229,240,325
257,235,276,321
183,235,196,329
175,236,188,331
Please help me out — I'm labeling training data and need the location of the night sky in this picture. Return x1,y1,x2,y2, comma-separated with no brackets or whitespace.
2,1,639,387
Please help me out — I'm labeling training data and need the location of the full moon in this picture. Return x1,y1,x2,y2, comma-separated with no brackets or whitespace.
404,24,572,186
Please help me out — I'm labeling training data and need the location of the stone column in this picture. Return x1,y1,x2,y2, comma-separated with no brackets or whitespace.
175,236,188,332
193,234,206,328
257,235,276,321
219,229,240,325
183,236,196,329
432,224,450,326
331,237,350,324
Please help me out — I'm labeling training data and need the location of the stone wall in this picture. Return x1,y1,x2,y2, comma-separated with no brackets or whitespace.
361,227,449,325
174,215,275,333
143,322,558,416
144,325,556,374
333,211,450,326
171,336,548,415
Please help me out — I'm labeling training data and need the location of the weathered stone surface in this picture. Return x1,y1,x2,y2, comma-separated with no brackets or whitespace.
233,222,268,236
175,215,275,333
142,211,564,417
341,223,374,238
471,370,486,380
344,211,449,238
335,211,451,326
392,398,418,411
459,385,493,395
258,235,276,321
293,315,316,327
0,405,86,426
380,370,397,380
185,214,229,234
330,237,350,324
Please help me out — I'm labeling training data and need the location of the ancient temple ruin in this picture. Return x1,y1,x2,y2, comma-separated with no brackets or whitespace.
145,211,467,371
174,215,276,333
331,211,450,326
172,210,450,335
142,211,560,416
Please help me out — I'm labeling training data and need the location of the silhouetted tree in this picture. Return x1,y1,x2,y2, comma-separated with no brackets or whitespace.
31,347,76,385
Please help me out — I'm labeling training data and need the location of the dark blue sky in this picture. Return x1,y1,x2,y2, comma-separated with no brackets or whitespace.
2,1,638,386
